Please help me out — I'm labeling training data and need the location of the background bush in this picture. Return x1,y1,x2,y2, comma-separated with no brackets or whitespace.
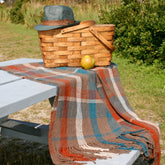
10,0,24,24
100,0,165,68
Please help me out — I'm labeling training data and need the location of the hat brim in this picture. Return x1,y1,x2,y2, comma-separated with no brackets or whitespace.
34,21,80,31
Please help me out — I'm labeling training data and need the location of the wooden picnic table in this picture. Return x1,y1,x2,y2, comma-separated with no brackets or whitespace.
0,58,141,165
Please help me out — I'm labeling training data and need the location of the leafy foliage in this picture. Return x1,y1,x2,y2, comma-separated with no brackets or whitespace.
10,0,24,24
100,0,165,68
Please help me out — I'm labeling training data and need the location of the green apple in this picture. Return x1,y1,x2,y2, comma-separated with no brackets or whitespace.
81,55,95,69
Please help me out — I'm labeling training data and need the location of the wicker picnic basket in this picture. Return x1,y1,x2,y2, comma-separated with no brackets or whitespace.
38,20,115,67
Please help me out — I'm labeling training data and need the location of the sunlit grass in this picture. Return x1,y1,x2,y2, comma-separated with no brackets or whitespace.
0,23,41,61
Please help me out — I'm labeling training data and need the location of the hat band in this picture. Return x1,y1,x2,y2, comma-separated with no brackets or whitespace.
42,19,75,26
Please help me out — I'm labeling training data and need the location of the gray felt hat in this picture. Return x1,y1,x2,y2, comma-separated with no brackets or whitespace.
34,5,80,31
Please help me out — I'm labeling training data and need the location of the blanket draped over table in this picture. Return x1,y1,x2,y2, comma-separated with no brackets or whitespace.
0,62,160,165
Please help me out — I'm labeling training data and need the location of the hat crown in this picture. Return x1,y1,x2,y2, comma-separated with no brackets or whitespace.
43,5,74,21
34,5,80,31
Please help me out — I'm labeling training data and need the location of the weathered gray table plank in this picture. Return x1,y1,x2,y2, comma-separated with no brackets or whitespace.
0,58,42,67
0,58,57,118
0,70,21,85
79,150,140,165
0,79,57,118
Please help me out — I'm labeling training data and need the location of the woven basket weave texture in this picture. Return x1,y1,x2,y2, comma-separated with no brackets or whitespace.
38,21,115,67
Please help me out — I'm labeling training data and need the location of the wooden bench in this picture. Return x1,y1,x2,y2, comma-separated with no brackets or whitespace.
0,58,141,165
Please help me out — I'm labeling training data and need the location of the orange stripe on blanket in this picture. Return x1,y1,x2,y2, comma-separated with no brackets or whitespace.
55,78,92,161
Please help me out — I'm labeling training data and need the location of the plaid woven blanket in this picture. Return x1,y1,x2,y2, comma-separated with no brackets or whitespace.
0,62,160,165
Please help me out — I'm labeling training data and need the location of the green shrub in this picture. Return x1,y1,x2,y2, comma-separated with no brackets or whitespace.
100,0,165,68
10,0,24,24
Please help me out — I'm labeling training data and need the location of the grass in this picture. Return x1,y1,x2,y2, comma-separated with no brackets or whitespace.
113,55,165,125
0,23,41,61
0,22,165,164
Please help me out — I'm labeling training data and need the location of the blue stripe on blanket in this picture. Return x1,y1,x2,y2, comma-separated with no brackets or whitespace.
89,102,128,148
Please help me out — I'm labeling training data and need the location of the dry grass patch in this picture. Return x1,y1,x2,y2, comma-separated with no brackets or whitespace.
9,100,52,125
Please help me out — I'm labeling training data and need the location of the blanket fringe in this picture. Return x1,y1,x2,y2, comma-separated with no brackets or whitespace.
51,133,148,165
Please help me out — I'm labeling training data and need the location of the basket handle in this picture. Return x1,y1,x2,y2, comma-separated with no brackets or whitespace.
61,20,95,34
89,26,115,52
